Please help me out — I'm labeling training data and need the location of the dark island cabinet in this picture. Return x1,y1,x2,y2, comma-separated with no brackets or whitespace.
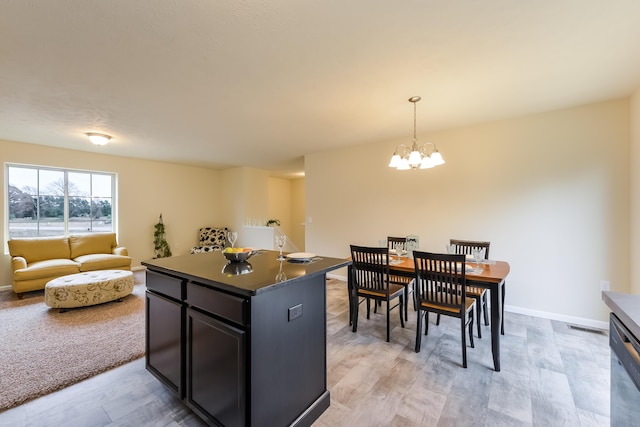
145,271,185,398
187,307,246,427
143,252,351,427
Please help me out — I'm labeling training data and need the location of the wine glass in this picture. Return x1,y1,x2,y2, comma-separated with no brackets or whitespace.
472,248,483,268
275,234,287,260
227,231,238,248
394,242,405,260
275,260,287,283
446,244,456,254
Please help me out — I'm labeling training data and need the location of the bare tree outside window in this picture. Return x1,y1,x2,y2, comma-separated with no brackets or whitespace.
7,165,116,238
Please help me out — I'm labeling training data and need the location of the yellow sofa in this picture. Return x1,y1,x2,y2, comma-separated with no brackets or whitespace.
7,233,131,295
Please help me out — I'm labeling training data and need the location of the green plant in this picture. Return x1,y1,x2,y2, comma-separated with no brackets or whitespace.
153,213,172,258
266,219,280,227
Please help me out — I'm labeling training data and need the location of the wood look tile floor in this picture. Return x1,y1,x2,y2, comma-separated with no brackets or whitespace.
0,279,611,427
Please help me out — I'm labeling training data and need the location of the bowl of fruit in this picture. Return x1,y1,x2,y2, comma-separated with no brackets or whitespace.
223,247,254,262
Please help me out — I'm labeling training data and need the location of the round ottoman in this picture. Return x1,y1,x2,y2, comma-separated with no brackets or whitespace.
45,270,134,311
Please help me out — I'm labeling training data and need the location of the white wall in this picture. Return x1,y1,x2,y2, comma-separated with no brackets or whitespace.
306,99,630,325
1,138,222,286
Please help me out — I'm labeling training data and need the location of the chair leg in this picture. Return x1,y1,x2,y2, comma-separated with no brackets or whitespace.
461,315,467,368
476,295,482,339
399,295,405,328
469,308,475,349
352,298,359,333
415,310,423,352
386,299,390,342
366,298,371,319
425,311,429,335
384,295,405,342
501,283,506,335
436,313,441,325
404,287,409,321
483,293,489,326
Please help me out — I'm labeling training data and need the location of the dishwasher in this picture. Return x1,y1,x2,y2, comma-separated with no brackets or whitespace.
609,313,640,425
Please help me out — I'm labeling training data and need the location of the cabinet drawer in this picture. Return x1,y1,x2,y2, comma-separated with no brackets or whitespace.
187,282,248,326
146,270,185,301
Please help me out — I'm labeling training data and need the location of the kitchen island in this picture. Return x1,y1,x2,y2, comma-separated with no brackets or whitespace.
142,250,350,427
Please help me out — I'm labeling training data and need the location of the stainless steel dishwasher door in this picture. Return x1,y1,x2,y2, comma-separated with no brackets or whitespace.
610,313,640,426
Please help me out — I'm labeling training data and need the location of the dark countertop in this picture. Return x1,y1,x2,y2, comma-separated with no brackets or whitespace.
602,291,640,340
142,250,351,296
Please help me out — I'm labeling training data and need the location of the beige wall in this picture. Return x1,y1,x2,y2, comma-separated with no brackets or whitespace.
2,98,631,325
306,99,630,325
268,177,292,237
290,178,306,251
631,88,640,294
267,176,306,251
1,139,222,286
219,167,304,250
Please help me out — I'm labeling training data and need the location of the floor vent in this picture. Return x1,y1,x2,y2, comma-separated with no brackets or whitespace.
568,324,607,335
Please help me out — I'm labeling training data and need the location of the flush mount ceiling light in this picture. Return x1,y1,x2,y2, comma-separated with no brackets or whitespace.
388,96,444,170
85,132,111,146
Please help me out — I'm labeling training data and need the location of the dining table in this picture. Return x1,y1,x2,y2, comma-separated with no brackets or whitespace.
347,255,511,371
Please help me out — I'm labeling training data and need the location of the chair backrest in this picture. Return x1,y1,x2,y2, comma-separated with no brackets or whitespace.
449,239,490,259
387,236,406,252
350,245,390,295
413,251,467,310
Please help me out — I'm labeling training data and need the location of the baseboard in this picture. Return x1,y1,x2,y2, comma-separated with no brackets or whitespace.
0,284,11,292
327,272,347,281
505,304,608,331
327,273,608,331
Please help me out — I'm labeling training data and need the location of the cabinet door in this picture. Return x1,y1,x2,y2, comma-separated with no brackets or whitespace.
187,308,246,427
146,291,184,397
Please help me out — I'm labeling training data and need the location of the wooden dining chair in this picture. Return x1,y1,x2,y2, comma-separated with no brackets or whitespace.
449,239,491,338
387,236,416,320
349,245,405,342
413,251,475,368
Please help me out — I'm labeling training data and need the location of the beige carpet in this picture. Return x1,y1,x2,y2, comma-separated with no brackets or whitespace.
0,271,146,412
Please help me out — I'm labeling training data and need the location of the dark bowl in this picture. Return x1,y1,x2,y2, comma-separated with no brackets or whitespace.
222,250,253,262
222,261,253,276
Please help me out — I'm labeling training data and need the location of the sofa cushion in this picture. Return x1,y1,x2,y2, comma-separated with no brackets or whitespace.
75,254,131,272
69,233,117,259
13,259,80,281
8,237,71,264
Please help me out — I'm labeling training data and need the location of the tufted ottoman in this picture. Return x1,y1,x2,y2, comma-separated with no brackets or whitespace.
45,270,134,311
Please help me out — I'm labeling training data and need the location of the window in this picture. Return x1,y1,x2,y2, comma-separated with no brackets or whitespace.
6,164,116,238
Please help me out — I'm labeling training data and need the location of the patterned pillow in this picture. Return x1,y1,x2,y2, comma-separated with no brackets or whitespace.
198,227,228,248
190,245,221,254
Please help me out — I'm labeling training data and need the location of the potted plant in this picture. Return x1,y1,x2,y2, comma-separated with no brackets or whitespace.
153,214,172,258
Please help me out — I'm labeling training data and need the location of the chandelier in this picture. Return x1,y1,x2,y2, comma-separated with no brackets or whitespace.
388,96,444,170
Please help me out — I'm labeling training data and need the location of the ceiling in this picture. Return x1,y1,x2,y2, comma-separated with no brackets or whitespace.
2,1,640,177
